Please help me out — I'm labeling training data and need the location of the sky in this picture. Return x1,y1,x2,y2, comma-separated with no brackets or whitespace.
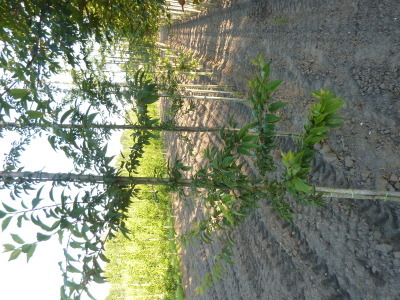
0,41,129,299
0,130,122,299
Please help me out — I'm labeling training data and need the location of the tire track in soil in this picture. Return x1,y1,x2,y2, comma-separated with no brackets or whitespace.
160,0,400,299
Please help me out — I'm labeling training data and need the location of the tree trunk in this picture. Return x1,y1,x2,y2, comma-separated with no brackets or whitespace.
0,122,223,133
0,171,192,187
0,122,300,137
1,171,399,201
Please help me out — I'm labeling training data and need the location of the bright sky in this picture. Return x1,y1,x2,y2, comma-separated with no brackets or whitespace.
0,130,122,299
0,41,130,299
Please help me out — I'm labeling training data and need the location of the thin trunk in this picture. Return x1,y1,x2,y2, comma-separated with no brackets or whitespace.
176,88,241,95
0,171,192,187
0,121,300,137
176,84,235,89
1,171,400,202
158,93,246,102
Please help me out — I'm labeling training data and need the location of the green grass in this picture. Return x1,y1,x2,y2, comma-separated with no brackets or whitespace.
268,18,288,24
104,103,184,299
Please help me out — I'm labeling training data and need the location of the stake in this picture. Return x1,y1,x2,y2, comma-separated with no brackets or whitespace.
158,94,247,102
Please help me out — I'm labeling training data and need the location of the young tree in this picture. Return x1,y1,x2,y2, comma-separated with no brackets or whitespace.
0,0,165,142
0,2,166,298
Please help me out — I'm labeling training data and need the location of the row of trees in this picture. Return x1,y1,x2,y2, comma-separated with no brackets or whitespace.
0,1,170,299
1,1,400,298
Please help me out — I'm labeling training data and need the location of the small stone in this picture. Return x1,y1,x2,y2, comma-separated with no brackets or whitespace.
325,152,339,163
389,173,398,182
344,156,354,167
375,176,388,190
375,243,393,253
393,251,400,259
374,231,382,240
371,265,378,273
320,144,332,155
361,171,371,180
314,143,322,151
395,181,400,189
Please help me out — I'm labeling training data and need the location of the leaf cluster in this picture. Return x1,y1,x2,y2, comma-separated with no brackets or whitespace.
183,56,346,292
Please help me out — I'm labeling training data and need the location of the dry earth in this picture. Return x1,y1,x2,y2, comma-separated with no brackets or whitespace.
160,1,400,299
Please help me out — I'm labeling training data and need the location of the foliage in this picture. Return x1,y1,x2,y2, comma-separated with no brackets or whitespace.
171,55,346,292
155,49,200,116
0,0,164,125
0,168,134,299
0,7,348,295
105,103,184,299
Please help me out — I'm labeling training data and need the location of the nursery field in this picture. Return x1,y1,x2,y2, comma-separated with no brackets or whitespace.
1,1,399,299
161,0,400,299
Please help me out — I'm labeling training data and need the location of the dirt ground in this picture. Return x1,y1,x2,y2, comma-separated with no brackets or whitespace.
160,0,400,299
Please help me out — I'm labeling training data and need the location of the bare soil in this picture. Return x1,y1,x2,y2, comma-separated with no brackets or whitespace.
160,1,400,299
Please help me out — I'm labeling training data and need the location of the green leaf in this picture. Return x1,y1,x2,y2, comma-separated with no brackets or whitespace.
217,203,235,226
0,210,6,218
303,135,325,146
37,233,51,242
11,234,24,244
221,252,234,264
268,101,287,112
222,177,237,188
60,108,74,124
99,253,110,263
324,101,345,114
70,241,82,249
17,215,24,228
27,243,36,262
292,177,310,193
9,249,22,261
50,220,61,231
3,203,16,212
32,197,42,209
242,135,258,142
86,112,97,124
324,114,345,125
63,249,77,262
21,243,32,253
237,122,257,139
264,114,281,123
49,187,55,202
2,216,12,231
308,126,328,136
144,95,159,105
249,57,259,66
26,110,43,119
222,156,236,167
9,89,30,99
31,215,52,232
70,207,85,218
3,244,15,252
266,80,283,92
237,147,252,156
92,274,106,284
67,265,81,273
311,91,321,98
240,142,259,150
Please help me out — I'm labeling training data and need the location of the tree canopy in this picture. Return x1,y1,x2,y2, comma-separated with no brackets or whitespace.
0,1,167,298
